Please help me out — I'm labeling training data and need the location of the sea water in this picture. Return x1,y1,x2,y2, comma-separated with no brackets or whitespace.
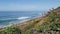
0,11,47,28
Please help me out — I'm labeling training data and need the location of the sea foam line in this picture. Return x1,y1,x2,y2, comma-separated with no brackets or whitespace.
17,16,29,20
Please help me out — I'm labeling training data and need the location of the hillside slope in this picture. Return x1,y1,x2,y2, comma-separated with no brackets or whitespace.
36,7,60,34
24,7,60,34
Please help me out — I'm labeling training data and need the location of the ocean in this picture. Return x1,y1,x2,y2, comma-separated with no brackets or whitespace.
0,11,47,28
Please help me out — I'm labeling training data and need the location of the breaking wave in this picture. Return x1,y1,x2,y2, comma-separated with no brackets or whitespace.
0,16,30,28
17,16,30,20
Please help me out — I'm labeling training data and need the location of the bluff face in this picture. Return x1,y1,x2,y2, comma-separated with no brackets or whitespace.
0,7,60,34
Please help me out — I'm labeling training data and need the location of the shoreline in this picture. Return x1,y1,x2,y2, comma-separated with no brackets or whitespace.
0,16,41,29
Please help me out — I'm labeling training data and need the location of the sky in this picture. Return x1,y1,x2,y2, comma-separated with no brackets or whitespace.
0,0,60,11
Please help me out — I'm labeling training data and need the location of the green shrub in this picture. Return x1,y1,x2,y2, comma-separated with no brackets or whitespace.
24,30,30,34
38,24,50,32
2,26,21,34
50,23,60,31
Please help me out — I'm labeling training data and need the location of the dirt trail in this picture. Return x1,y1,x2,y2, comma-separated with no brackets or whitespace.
34,17,48,29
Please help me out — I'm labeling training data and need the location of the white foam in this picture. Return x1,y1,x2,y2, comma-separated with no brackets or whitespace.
17,16,29,20
0,16,30,28
0,24,13,28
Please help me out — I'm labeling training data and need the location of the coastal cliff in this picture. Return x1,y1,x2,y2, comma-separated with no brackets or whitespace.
0,7,60,34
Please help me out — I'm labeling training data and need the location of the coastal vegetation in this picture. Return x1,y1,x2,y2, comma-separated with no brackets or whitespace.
0,26,21,34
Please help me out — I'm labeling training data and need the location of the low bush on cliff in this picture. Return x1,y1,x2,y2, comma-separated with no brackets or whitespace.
2,26,21,34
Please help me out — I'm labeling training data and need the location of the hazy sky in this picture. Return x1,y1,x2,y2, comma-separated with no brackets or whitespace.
0,0,60,11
